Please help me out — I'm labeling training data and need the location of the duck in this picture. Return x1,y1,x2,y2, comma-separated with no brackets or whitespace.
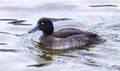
28,17,105,49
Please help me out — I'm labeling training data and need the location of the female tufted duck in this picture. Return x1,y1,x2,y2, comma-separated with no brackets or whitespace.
28,18,105,49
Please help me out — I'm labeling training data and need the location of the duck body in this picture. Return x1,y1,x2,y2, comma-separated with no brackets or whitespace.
28,18,105,49
40,28,103,49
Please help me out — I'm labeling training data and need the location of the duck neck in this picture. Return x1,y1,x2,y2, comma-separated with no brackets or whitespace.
43,32,53,36
42,29,54,36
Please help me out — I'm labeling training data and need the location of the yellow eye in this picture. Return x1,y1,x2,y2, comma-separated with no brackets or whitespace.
41,22,44,25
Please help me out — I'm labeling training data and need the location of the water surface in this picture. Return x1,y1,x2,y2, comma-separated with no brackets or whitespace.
0,0,120,71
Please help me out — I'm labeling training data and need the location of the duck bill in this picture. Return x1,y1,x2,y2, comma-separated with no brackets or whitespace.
28,26,39,33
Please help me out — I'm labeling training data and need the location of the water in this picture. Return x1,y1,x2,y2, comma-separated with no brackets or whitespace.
0,0,120,71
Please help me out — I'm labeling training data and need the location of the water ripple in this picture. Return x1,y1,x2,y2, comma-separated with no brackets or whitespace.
0,49,17,52
89,4,118,7
0,43,7,45
0,19,32,26
49,17,71,22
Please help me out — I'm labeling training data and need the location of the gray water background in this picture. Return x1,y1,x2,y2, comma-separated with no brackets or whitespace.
0,0,120,71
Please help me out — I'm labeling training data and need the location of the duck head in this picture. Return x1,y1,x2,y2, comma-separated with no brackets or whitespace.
28,18,54,36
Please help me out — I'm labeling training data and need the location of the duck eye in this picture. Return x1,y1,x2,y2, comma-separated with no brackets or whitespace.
41,22,44,25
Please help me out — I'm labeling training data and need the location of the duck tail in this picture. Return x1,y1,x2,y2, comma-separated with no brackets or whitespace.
88,35,106,44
